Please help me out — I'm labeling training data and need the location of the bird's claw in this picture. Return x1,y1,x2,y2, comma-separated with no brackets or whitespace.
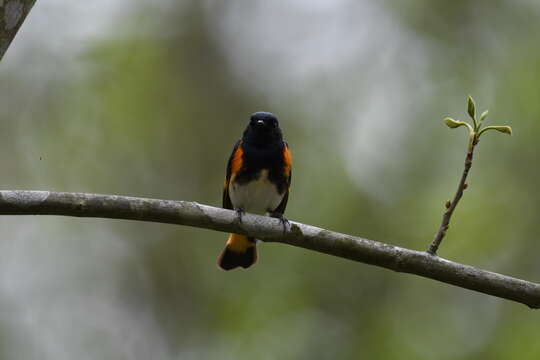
235,208,245,223
271,213,290,234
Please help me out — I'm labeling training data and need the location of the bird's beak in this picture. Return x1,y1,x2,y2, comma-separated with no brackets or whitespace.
256,120,265,126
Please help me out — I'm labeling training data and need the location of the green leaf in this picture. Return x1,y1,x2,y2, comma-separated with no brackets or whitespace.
478,125,513,136
443,118,473,135
467,95,476,119
480,110,489,122
444,117,466,129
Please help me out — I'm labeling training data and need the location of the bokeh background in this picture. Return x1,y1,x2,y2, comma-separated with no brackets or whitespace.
1,0,539,359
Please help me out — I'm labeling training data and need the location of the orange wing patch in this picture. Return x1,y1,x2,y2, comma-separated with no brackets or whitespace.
283,144,292,177
230,144,244,178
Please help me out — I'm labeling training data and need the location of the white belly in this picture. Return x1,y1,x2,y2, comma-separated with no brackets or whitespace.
229,169,284,214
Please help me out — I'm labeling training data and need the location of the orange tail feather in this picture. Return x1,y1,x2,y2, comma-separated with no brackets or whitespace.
217,234,257,270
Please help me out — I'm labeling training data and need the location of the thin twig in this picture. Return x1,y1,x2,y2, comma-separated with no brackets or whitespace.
428,146,476,255
432,97,512,255
0,190,538,309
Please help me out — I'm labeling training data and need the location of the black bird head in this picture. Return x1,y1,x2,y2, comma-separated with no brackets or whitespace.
243,112,283,146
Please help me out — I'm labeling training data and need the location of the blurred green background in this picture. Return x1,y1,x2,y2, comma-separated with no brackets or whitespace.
0,0,539,359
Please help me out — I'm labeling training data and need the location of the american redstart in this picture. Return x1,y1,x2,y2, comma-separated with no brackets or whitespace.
218,112,292,270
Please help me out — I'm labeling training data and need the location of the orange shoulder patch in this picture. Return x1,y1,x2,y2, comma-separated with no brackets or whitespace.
283,144,292,177
230,143,244,176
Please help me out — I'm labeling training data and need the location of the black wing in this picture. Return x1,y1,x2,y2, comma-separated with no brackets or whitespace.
272,184,290,215
222,140,242,210
272,142,292,215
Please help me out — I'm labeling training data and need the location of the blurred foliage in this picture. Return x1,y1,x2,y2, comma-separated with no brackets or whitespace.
0,1,540,359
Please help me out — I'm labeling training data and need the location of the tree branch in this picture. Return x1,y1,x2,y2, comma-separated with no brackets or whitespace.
0,0,37,60
0,190,538,309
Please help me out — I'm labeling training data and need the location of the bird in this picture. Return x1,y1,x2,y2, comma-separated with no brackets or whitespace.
218,112,292,270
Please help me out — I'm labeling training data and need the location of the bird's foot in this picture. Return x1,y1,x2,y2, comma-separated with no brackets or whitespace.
270,212,290,234
235,208,245,223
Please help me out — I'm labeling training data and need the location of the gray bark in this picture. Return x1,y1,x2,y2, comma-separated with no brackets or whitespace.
0,190,538,309
0,0,36,60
